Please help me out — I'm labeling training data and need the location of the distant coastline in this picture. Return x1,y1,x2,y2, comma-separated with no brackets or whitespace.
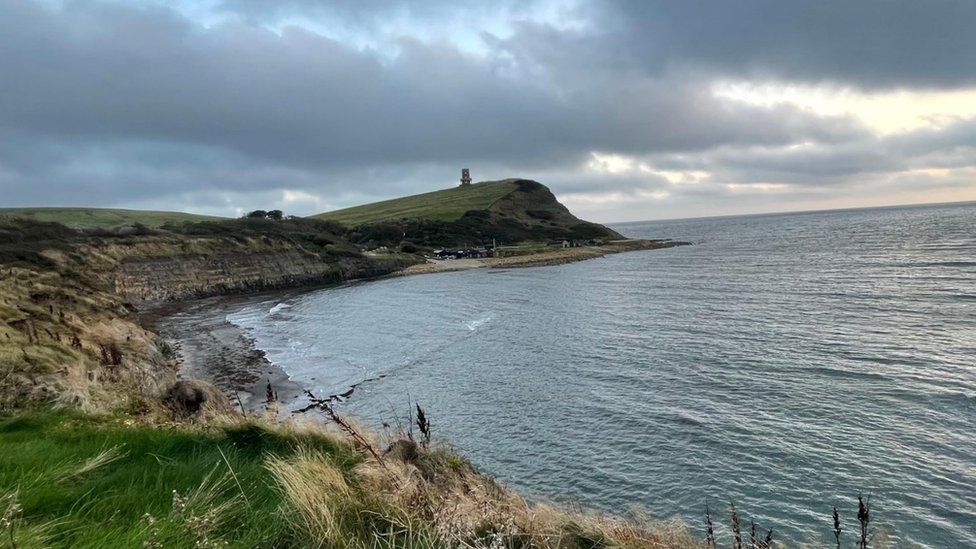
393,238,688,277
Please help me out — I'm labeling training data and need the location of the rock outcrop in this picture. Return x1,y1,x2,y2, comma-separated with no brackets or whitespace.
163,379,234,418
115,251,417,303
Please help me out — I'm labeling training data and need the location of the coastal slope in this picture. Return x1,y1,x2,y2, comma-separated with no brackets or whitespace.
312,180,522,225
314,179,623,246
0,178,668,411
0,215,419,410
0,207,223,229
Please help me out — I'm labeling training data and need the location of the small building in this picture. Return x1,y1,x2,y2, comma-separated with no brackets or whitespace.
432,249,455,259
460,168,472,186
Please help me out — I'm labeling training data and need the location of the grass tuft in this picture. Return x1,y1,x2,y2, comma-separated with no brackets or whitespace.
58,443,128,483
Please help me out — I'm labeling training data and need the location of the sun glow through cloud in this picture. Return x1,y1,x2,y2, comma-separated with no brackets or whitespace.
713,81,976,135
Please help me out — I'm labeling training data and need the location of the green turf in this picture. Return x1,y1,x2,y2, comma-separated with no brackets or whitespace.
0,411,359,548
312,180,520,226
0,208,223,229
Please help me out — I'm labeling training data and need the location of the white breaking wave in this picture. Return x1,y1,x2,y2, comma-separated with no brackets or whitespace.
268,302,292,315
464,314,493,331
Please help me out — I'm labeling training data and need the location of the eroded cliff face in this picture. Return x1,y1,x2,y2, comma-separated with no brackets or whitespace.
1,265,176,411
114,250,417,302
1,222,421,410
487,179,624,241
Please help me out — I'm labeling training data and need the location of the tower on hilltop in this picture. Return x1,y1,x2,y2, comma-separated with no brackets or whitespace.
460,168,472,186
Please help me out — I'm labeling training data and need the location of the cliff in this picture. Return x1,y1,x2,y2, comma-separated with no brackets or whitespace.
114,249,415,302
42,216,425,304
0,216,422,410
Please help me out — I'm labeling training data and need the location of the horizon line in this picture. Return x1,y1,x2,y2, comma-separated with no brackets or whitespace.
3,196,974,226
608,198,976,226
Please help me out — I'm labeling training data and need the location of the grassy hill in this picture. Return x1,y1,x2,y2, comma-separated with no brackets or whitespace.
312,179,622,246
0,207,222,229
313,180,521,225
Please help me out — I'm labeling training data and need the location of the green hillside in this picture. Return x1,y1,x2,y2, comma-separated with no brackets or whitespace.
0,207,223,229
313,180,520,225
311,179,622,246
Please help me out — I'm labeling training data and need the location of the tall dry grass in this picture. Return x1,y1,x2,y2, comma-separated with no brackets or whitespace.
263,404,708,549
0,406,905,548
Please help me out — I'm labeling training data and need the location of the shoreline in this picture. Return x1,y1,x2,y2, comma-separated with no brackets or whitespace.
392,238,687,276
149,239,687,410
149,294,305,412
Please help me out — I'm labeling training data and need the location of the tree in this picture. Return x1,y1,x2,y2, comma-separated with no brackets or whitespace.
266,210,283,221
246,210,267,219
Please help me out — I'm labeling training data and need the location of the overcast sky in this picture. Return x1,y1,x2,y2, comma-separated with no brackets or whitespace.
2,0,975,222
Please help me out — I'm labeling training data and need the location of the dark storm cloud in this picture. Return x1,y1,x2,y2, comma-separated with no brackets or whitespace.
0,0,870,210
0,1,863,164
604,0,976,89
0,0,973,217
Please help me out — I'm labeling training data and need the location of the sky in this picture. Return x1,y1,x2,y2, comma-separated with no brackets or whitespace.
1,0,975,222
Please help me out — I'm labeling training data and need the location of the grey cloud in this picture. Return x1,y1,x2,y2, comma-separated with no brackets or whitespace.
543,169,670,195
0,0,868,211
604,0,976,89
0,1,861,164
218,0,976,91
0,0,973,218
642,117,976,188
217,0,533,24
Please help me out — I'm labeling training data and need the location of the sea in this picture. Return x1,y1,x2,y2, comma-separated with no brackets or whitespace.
225,201,976,547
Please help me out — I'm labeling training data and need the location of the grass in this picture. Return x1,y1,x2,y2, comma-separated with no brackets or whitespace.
0,410,705,548
0,411,360,548
0,261,169,412
312,181,520,226
0,208,223,229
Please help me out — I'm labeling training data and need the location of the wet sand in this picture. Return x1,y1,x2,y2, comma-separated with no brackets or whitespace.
147,295,305,412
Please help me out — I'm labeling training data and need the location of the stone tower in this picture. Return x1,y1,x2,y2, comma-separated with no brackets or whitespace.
460,168,472,186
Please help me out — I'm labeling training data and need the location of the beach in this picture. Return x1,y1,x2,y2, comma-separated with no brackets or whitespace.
395,239,685,275
148,239,685,410
147,295,305,411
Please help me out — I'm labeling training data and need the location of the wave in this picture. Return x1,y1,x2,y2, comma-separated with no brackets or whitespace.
921,390,976,412
668,409,708,428
465,313,493,331
895,261,976,268
805,365,891,382
268,302,292,315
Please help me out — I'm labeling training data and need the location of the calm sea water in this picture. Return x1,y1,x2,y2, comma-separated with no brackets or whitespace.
227,202,976,547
